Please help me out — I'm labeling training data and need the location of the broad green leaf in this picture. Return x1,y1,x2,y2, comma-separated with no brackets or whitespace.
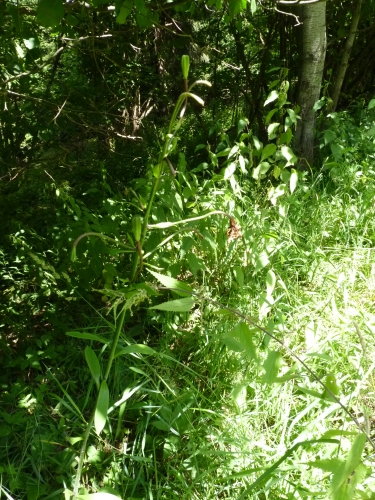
222,336,244,352
253,136,263,151
233,265,244,286
279,127,292,145
237,118,247,135
66,436,83,445
268,184,287,205
306,458,344,473
231,384,247,411
95,380,109,435
224,162,236,179
147,270,193,296
216,147,231,157
116,0,132,24
228,145,239,158
232,322,257,360
368,99,375,110
250,0,257,13
281,145,297,165
286,108,298,123
254,251,269,272
266,269,276,295
149,297,195,312
261,143,277,161
23,37,39,50
229,0,246,17
313,97,326,111
267,122,280,138
324,129,336,144
187,252,206,277
85,346,101,389
264,90,278,106
265,108,278,125
290,169,298,193
238,155,246,173
66,331,109,344
253,162,271,180
364,126,375,137
330,433,367,499
37,0,64,27
114,344,156,358
261,350,282,384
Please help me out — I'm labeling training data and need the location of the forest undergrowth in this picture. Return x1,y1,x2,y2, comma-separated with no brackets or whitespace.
1,99,375,500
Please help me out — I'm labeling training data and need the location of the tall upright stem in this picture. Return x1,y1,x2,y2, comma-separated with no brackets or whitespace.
73,306,127,498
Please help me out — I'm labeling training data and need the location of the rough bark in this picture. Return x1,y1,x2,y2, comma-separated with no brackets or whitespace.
294,1,326,168
330,0,362,111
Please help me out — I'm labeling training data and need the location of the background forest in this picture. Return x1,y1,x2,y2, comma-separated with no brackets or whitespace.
1,0,375,498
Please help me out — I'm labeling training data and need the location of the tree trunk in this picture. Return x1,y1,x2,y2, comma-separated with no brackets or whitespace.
294,1,327,169
330,0,362,112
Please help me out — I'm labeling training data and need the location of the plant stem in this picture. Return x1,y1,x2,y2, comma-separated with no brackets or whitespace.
73,306,127,498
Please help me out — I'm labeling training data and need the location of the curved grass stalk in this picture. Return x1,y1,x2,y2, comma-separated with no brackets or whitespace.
142,227,203,260
71,232,135,261
147,210,234,229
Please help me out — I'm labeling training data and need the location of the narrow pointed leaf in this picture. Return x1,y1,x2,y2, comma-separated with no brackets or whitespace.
261,350,282,384
85,346,101,389
114,344,156,359
95,380,109,435
149,297,195,312
66,331,109,344
148,270,193,296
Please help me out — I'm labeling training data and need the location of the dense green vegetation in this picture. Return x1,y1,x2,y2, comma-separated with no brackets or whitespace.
1,0,375,499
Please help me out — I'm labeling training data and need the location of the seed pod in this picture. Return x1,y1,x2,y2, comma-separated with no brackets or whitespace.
181,55,190,79
132,216,142,242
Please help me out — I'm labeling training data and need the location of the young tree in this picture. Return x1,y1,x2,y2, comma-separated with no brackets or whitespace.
330,0,362,111
293,0,327,168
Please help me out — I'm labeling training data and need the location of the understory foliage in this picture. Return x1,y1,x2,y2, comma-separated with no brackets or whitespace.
2,89,375,499
2,1,375,499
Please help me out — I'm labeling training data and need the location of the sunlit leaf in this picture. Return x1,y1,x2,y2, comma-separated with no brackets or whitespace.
114,344,156,358
261,143,277,161
233,265,244,286
266,269,276,295
281,145,297,165
290,169,298,193
66,331,109,344
264,90,278,106
267,122,280,138
237,118,247,135
250,0,257,14
330,433,367,499
224,162,236,179
222,336,244,352
231,384,247,411
147,270,193,296
149,297,195,312
85,346,101,389
254,251,269,272
261,350,282,384
95,380,109,435
232,322,257,360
